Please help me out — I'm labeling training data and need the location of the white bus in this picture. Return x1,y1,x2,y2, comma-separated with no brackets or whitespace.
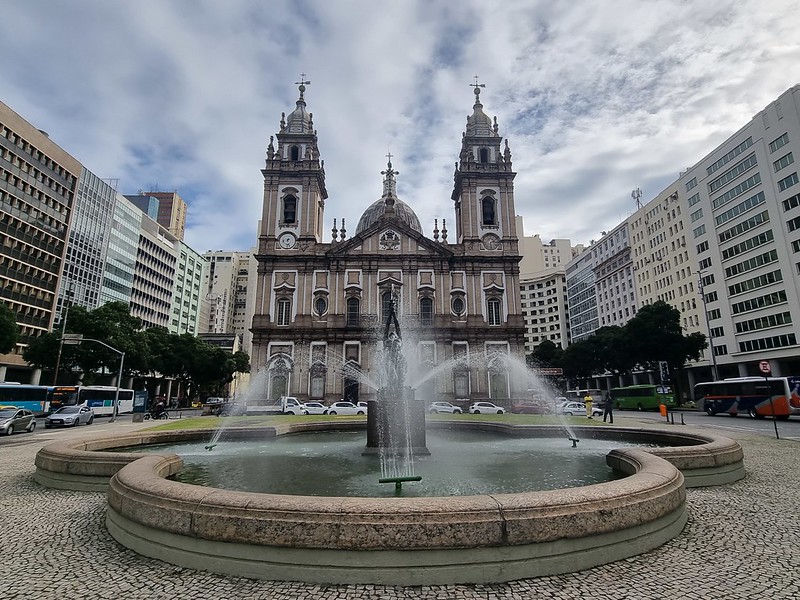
565,388,603,402
78,386,135,416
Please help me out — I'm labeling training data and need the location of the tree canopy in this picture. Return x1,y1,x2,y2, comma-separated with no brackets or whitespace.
558,301,706,384
22,301,250,398
0,301,20,354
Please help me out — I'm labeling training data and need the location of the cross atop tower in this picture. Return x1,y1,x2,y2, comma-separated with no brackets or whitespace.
295,73,311,99
470,75,486,93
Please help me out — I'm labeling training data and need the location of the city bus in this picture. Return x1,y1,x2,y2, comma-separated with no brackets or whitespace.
694,376,800,419
609,384,676,411
50,385,135,415
78,386,135,416
0,383,51,415
565,389,603,402
49,385,79,411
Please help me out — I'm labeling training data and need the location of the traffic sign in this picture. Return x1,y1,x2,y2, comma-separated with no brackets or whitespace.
535,367,563,376
758,360,771,375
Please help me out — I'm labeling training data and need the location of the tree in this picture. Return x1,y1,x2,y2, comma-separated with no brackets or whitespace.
591,326,637,375
625,301,707,371
558,339,601,382
526,340,562,368
0,301,21,354
625,301,707,404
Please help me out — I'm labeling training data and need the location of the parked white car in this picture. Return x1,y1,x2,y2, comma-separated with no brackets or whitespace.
468,402,506,414
428,402,463,414
324,401,366,416
560,401,602,417
302,402,328,415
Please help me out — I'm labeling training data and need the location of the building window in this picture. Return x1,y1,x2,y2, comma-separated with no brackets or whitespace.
419,297,433,326
481,196,496,226
283,195,297,224
769,132,789,153
479,147,489,163
452,296,465,316
290,146,300,161
381,290,393,322
778,172,798,192
276,298,291,325
346,298,360,327
487,298,502,325
314,296,327,316
773,152,794,173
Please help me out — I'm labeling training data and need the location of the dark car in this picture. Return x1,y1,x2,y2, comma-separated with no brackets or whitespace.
0,408,37,435
510,401,548,414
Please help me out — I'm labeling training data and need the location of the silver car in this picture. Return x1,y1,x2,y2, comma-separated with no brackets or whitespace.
45,405,95,428
0,408,37,435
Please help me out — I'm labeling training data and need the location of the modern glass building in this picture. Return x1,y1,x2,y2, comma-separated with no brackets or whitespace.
100,193,141,306
56,169,116,322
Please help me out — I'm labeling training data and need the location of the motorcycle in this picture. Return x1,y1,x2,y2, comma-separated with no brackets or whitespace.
143,409,170,420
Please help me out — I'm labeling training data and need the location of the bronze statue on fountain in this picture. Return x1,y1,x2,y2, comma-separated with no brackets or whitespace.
364,286,429,455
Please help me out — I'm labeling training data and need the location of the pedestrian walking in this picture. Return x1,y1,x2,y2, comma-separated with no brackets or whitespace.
583,393,593,419
603,392,614,423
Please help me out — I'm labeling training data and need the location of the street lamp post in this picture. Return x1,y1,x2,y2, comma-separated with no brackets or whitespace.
61,335,125,423
697,270,719,380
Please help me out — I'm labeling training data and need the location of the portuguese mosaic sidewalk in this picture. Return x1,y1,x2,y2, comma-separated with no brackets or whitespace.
0,416,798,600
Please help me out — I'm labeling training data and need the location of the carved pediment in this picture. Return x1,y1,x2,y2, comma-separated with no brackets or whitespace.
327,218,453,259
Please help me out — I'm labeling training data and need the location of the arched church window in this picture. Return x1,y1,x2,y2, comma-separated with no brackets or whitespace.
482,196,496,226
276,298,292,326
487,297,502,326
283,195,297,224
419,297,433,326
290,146,300,161
346,298,360,327
479,147,489,163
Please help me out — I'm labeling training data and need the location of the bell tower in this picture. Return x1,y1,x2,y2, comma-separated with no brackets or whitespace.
259,77,328,253
451,78,519,252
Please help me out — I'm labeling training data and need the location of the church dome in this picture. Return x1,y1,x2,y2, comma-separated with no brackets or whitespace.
356,197,422,234
355,159,422,234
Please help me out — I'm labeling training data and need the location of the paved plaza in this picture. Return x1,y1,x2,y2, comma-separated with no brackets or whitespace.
1,417,798,600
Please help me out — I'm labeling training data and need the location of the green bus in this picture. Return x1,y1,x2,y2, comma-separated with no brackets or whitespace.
609,385,676,411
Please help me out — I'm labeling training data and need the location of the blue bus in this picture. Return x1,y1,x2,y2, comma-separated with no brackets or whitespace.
0,383,51,415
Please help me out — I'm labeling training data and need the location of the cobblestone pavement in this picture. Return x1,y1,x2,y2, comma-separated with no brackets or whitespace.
1,418,798,599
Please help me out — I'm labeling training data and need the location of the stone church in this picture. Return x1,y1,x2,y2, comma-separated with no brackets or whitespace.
250,82,526,406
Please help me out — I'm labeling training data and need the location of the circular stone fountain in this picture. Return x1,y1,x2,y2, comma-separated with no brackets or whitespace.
33,291,746,584
34,421,745,585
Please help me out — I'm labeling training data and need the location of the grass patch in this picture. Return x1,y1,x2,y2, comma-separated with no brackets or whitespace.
145,414,366,431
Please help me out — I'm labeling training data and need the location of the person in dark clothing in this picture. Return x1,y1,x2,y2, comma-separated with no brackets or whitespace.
603,393,614,423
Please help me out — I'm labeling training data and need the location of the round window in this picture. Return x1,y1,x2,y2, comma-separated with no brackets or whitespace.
452,296,465,315
314,296,327,316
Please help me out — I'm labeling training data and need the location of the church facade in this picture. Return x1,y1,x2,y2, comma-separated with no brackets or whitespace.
250,82,527,406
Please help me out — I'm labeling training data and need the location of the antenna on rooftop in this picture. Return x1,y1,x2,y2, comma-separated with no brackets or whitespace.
631,187,643,210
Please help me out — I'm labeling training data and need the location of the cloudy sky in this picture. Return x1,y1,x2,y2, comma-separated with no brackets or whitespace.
2,1,799,252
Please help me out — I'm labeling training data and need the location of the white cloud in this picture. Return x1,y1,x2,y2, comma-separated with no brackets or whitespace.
1,0,799,250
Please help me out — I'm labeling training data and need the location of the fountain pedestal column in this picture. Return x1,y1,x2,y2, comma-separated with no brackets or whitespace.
364,386,429,455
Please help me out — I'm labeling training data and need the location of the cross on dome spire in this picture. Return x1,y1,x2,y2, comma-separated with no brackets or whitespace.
381,154,399,198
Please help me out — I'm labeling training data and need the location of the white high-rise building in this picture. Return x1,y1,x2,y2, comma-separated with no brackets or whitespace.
202,249,257,357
